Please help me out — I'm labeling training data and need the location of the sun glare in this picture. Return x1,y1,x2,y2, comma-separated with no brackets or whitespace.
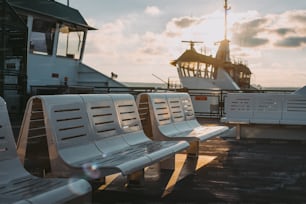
179,12,225,56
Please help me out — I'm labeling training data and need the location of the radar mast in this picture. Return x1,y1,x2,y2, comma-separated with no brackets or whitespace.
215,0,231,62
224,0,231,40
181,40,203,50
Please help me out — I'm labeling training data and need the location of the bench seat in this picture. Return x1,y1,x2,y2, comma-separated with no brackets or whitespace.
0,172,90,204
137,92,229,156
83,94,189,175
18,94,189,184
0,96,92,203
222,92,306,140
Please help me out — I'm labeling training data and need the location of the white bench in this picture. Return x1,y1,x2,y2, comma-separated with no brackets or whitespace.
18,94,189,186
0,96,92,203
222,93,254,124
137,92,229,156
281,94,306,125
222,93,284,124
222,92,306,140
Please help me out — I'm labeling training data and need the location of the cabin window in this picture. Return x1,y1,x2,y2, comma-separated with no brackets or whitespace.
178,61,216,79
240,72,243,79
182,67,188,77
30,19,56,55
179,63,187,77
177,67,183,77
197,63,204,77
57,25,84,60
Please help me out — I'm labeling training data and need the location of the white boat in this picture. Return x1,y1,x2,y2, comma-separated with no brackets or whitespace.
170,0,254,116
1,2,306,202
171,0,252,91
1,0,126,116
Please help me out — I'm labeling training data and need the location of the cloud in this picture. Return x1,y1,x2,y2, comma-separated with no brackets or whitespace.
172,16,204,29
275,36,306,47
144,6,161,16
162,15,208,46
231,18,270,47
273,28,295,36
85,18,142,65
230,10,306,49
288,10,306,23
82,7,306,85
136,32,168,56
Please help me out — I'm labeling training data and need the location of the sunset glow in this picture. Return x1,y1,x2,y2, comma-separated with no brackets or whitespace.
57,0,306,88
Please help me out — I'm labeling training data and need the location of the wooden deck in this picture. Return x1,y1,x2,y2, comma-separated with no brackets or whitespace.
92,128,306,203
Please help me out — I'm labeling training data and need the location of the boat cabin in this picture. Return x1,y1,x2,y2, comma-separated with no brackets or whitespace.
1,0,125,117
171,42,216,80
171,40,252,90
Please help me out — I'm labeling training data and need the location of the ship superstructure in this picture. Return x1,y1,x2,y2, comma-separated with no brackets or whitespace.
1,0,126,116
171,0,252,90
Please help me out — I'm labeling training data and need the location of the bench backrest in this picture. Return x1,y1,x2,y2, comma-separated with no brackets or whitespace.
20,94,153,170
82,94,120,140
81,94,150,154
0,97,29,184
19,95,102,171
251,94,283,124
180,93,196,120
112,94,152,145
112,94,143,133
224,92,306,125
47,95,90,148
0,97,17,161
147,93,172,126
166,94,185,123
224,93,254,123
137,93,180,139
282,94,306,125
137,92,198,126
165,93,201,131
81,94,132,154
178,93,201,128
137,92,203,138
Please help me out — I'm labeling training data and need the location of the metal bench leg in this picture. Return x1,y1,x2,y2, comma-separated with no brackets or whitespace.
91,177,106,190
127,169,145,187
236,124,241,140
160,155,175,170
187,141,199,157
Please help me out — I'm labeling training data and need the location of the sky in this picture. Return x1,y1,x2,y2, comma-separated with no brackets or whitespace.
57,0,306,87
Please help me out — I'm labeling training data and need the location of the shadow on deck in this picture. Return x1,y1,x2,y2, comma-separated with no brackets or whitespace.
93,135,306,203
11,117,306,203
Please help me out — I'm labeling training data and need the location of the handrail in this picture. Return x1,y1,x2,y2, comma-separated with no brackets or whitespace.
29,85,297,119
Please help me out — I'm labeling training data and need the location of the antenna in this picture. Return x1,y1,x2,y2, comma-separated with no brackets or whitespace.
224,0,231,40
152,74,167,84
181,40,203,50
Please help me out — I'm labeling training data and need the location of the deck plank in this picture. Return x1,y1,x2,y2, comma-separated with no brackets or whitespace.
93,136,306,203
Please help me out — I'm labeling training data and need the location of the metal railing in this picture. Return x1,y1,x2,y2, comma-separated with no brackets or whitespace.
30,85,297,119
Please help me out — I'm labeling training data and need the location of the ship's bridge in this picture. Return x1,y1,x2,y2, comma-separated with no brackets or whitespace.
171,41,252,90
6,0,125,92
1,0,126,117
171,46,217,80
8,0,96,60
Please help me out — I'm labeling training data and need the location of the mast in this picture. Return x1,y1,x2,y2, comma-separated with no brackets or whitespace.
224,0,231,40
216,0,231,62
